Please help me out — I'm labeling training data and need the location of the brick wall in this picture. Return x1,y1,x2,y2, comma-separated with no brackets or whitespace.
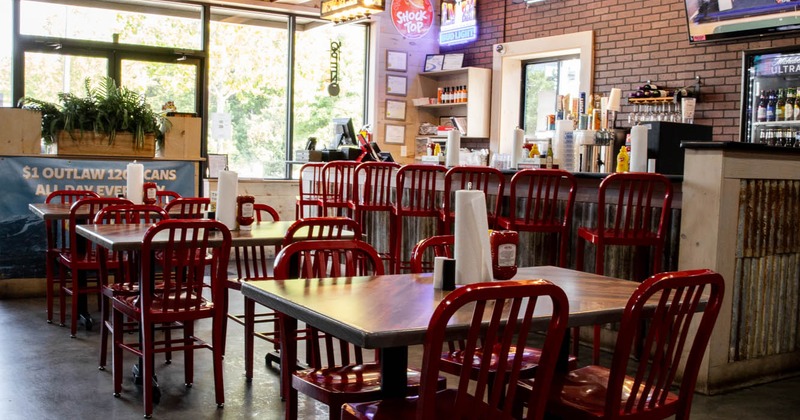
440,0,800,141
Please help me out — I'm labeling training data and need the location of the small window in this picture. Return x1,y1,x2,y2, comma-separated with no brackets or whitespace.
521,55,580,135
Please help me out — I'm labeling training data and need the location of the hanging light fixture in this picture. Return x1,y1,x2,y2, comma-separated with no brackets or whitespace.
320,0,385,25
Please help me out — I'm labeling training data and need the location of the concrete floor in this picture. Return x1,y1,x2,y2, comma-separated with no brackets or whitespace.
1,293,800,419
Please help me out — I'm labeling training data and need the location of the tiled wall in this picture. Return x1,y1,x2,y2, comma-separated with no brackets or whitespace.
440,0,800,142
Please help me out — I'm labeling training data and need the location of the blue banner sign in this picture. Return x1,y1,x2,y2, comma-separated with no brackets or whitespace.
0,156,196,280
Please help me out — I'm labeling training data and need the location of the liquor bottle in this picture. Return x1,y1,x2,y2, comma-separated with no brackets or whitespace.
776,89,786,121
795,87,800,120
463,85,468,102
786,88,795,121
767,90,776,122
757,90,767,122
545,139,554,169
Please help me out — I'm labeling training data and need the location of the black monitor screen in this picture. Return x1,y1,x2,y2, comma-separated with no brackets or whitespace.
332,117,357,148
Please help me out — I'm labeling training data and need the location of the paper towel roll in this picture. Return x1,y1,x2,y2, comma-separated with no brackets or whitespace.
216,170,238,230
511,127,524,169
445,130,461,167
126,161,144,204
630,125,648,172
608,88,622,112
454,190,493,285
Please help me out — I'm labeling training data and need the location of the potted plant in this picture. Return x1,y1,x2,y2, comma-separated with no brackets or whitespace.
21,77,169,157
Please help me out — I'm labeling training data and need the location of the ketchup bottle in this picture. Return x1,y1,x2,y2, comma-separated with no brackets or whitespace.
237,195,255,231
142,182,157,205
490,230,518,280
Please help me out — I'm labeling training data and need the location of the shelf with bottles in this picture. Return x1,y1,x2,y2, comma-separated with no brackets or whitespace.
416,67,491,138
626,77,701,104
752,120,800,127
416,101,470,109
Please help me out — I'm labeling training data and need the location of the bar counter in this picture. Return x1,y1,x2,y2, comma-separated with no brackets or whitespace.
679,141,800,394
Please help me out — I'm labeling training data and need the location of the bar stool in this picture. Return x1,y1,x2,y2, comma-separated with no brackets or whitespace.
296,162,325,218
321,160,359,218
496,169,577,268
164,197,210,219
155,190,181,206
441,166,505,234
392,164,447,274
575,171,673,364
349,161,400,272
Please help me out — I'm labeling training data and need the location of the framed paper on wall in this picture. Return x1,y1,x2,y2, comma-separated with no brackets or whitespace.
385,99,407,121
207,154,228,179
424,54,444,72
442,53,465,70
386,50,407,72
386,75,407,96
385,124,405,144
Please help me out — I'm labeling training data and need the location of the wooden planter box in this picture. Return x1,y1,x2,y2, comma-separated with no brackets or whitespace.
0,108,43,155
158,116,202,159
57,130,155,158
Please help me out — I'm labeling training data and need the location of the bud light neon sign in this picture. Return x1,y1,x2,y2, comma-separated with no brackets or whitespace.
439,0,477,46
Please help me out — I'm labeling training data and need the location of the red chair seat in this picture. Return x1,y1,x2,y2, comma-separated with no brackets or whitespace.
293,364,444,396
537,365,679,419
578,227,662,246
441,344,577,377
120,293,213,314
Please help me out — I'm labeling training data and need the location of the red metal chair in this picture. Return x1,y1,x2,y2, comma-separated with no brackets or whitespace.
94,204,169,370
155,190,181,206
164,196,210,219
321,160,359,218
392,164,447,273
441,166,505,234
496,169,577,268
342,279,569,420
296,162,325,218
349,161,400,272
111,219,231,418
575,172,673,364
57,197,132,337
43,190,99,324
409,234,454,274
522,269,724,420
276,239,444,420
243,216,363,378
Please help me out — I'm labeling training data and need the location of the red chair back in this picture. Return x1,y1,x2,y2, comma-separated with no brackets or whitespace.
297,162,325,218
418,279,569,420
604,269,724,419
164,197,210,219
155,190,181,206
139,219,231,316
506,169,576,231
352,161,399,216
597,172,673,242
443,166,505,232
321,161,359,217
395,164,446,217
67,197,133,262
45,190,100,251
409,235,454,273
283,217,362,247
235,203,281,281
273,239,384,368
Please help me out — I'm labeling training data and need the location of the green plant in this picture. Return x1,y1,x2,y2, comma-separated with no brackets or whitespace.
21,77,169,149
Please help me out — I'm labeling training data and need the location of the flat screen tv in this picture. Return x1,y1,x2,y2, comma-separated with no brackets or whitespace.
684,0,800,43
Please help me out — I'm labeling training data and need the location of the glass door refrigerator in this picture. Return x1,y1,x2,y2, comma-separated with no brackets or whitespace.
741,47,800,146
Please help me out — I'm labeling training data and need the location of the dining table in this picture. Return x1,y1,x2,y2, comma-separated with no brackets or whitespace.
240,266,653,420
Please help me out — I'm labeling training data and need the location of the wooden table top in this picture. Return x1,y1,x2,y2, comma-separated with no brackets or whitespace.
75,221,354,251
29,202,80,220
241,266,643,350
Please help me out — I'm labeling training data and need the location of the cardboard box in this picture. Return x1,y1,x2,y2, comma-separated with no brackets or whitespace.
0,108,42,155
160,116,202,159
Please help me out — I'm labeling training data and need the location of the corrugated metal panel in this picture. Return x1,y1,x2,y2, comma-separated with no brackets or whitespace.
731,179,800,362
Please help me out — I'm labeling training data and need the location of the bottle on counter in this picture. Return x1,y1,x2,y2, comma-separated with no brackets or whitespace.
616,146,629,173
236,195,255,231
545,139,554,169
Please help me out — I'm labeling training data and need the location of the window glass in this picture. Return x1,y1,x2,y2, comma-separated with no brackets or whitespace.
522,57,580,134
20,0,202,50
294,24,366,150
208,9,289,179
0,1,11,107
23,52,108,103
121,59,197,114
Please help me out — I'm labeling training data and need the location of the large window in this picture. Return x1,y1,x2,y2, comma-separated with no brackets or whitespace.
1,0,12,107
521,56,580,134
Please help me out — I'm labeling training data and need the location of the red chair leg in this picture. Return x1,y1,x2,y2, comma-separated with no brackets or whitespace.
59,270,67,327
112,308,124,397
392,217,403,274
142,321,155,418
184,321,194,386
595,243,605,276
99,294,109,369
70,281,79,337
571,326,580,360
593,324,601,365
576,236,585,273
213,314,225,408
244,296,255,380
558,231,568,268
45,251,56,323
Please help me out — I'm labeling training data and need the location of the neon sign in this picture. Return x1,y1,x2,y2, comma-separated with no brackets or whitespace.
439,0,477,46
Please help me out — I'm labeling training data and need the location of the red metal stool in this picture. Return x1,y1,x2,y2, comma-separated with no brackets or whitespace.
296,162,325,218
441,166,505,234
350,161,400,272
321,160,359,218
392,164,446,274
575,172,673,364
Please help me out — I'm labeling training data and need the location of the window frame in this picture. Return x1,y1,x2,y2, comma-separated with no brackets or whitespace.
519,54,581,133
